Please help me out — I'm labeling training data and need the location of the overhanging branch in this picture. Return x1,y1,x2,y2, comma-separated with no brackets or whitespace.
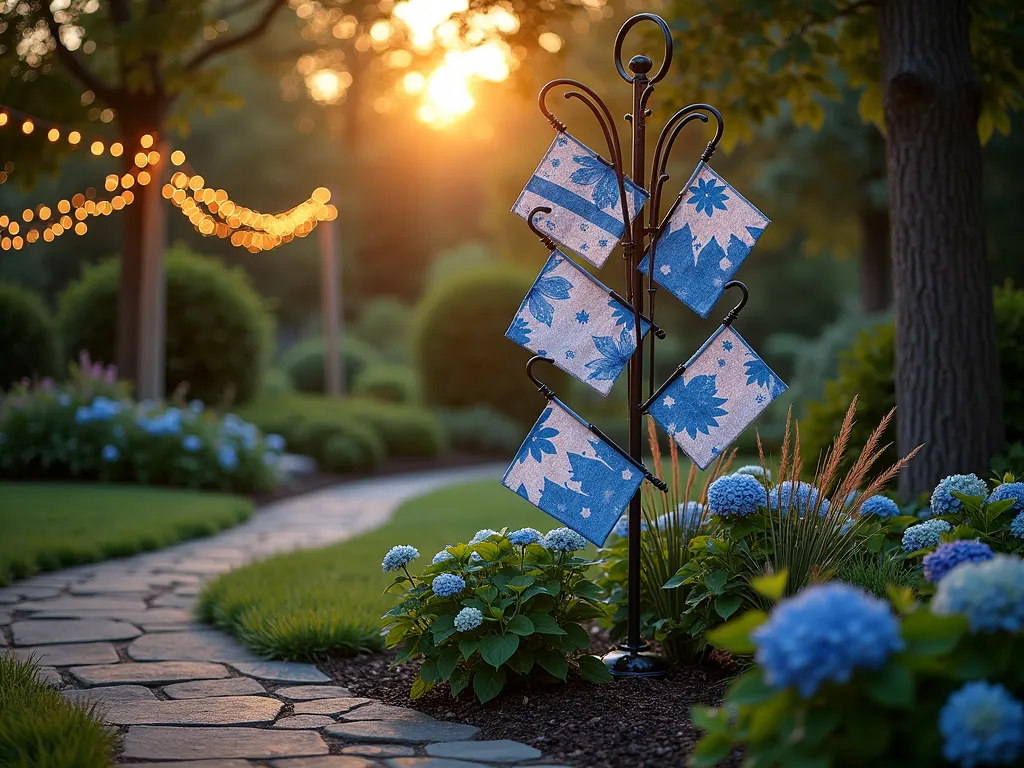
44,9,120,106
185,0,289,71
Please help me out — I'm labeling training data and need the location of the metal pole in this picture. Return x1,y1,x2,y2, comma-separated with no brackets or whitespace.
136,141,168,402
319,210,344,396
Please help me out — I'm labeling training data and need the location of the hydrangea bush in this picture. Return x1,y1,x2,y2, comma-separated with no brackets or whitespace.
690,555,1024,768
382,526,611,704
0,354,281,492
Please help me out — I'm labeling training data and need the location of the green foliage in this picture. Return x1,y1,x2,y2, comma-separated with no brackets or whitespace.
414,264,564,426
322,423,387,473
0,363,278,494
424,242,494,288
691,590,1022,768
199,480,553,659
0,654,118,766
0,282,59,390
353,363,420,404
0,481,251,586
385,529,611,704
837,552,918,599
804,284,1024,471
57,245,274,405
281,335,379,394
438,406,524,457
346,399,447,459
353,298,412,363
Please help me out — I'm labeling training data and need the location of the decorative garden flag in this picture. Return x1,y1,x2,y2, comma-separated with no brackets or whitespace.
503,398,646,546
638,162,770,318
646,325,786,470
505,250,651,396
512,132,648,268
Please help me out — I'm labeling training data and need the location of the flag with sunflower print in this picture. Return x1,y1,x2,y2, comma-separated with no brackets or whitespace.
502,398,647,545
638,162,770,318
646,324,786,469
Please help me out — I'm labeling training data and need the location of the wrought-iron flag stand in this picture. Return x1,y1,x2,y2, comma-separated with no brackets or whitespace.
500,12,781,678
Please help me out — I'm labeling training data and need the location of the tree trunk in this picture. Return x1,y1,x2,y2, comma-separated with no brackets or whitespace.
876,0,1004,497
857,204,891,313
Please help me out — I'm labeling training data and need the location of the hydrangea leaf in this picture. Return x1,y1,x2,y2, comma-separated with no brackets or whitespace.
448,667,469,698
690,706,730,735
900,611,968,656
706,610,768,654
476,585,499,603
576,654,613,683
507,648,535,675
725,670,778,706
410,675,434,700
430,615,456,644
473,664,506,704
479,633,520,668
573,580,605,600
419,658,438,684
690,734,735,768
534,647,569,681
436,647,460,682
506,615,535,636
458,638,478,661
528,613,566,635
865,661,915,709
715,593,743,620
562,622,591,650
751,570,788,601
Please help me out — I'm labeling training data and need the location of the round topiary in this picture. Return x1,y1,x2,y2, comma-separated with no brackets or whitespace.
57,245,273,404
802,283,1024,471
281,335,378,394
0,282,59,388
346,400,447,458
320,421,387,473
413,264,565,425
353,363,419,403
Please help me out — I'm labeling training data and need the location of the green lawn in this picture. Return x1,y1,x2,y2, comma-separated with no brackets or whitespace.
0,654,117,766
199,480,553,660
0,483,253,585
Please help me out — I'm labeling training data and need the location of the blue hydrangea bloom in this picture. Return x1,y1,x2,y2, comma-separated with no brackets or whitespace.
381,545,420,572
101,444,119,462
542,527,587,553
262,452,277,466
752,583,903,698
57,393,71,407
454,606,483,632
923,540,995,583
610,515,648,538
189,399,205,413
708,473,766,518
767,481,829,517
507,527,542,547
182,435,202,453
932,555,1024,633
931,473,988,517
217,443,238,471
432,549,455,565
431,573,466,598
469,529,499,545
75,406,93,424
1012,511,1024,540
656,502,706,530
858,495,901,519
902,518,953,553
939,681,1024,768
469,551,483,562
988,482,1024,515
265,434,286,452
735,464,771,483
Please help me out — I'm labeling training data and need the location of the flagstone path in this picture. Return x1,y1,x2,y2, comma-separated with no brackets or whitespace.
2,466,568,768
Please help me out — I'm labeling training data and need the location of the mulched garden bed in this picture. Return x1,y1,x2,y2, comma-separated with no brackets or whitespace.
320,637,742,768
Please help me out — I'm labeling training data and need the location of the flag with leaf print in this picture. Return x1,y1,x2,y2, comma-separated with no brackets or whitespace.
646,325,786,470
505,250,651,396
503,398,646,545
512,132,648,268
638,162,770,318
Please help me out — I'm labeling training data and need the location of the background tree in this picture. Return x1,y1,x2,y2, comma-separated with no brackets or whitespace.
0,0,292,385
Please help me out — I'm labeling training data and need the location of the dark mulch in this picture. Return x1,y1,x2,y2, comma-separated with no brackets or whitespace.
319,637,741,768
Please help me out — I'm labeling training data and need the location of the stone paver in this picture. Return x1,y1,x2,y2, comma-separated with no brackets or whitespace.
163,677,266,699
12,618,142,645
119,762,252,768
128,630,261,663
426,741,543,762
122,726,329,760
341,746,415,759
0,610,12,625
337,703,434,722
276,685,352,700
273,715,337,729
32,609,192,624
100,695,283,726
324,720,480,744
10,641,118,667
63,685,159,703
230,661,329,683
294,697,372,716
274,759,377,768
14,596,147,613
387,759,490,768
35,666,62,687
71,661,230,686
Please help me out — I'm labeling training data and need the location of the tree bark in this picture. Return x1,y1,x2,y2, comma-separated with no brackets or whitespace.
857,204,891,313
876,0,1004,497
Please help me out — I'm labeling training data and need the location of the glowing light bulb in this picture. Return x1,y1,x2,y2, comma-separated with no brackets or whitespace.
110,142,123,157
47,128,60,142
68,131,81,145
74,222,87,235
21,120,34,135
90,140,104,155
170,150,185,166
140,134,154,149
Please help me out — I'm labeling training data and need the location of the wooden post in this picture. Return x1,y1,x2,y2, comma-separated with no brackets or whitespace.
319,210,345,396
135,141,168,402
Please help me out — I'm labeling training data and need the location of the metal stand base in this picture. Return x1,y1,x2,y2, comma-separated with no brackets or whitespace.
602,644,672,678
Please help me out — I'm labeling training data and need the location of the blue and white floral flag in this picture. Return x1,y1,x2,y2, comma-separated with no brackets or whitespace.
503,398,645,546
638,163,769,318
647,325,786,470
512,132,648,268
506,250,650,396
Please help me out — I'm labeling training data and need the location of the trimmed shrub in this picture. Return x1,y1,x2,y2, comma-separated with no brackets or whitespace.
322,424,387,473
438,406,523,456
347,398,447,459
57,245,273,405
353,297,411,362
353,363,419,403
282,335,378,394
802,283,1024,471
414,264,564,425
0,282,59,388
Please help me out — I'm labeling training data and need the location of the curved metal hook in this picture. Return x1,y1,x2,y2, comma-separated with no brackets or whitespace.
538,78,632,243
648,104,725,229
614,13,673,84
526,355,556,399
721,281,749,326
527,206,556,251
